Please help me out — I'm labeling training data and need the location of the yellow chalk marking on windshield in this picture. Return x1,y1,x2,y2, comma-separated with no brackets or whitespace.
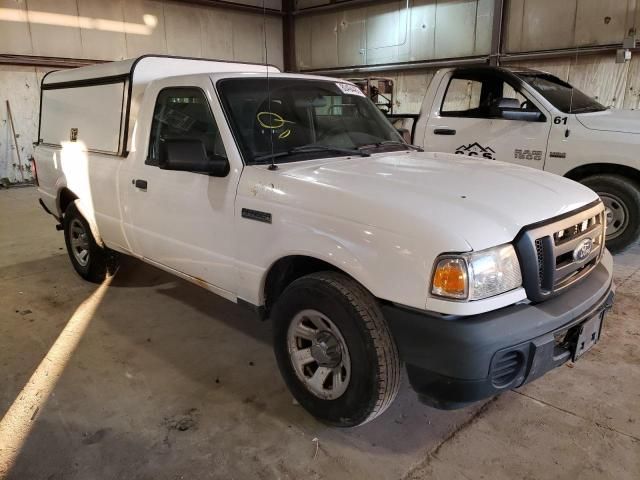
257,111,294,129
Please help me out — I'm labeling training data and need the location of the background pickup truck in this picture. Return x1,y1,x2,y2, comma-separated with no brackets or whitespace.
35,55,614,427
394,66,640,253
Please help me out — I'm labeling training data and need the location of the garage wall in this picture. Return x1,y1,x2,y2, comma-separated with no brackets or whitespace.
504,0,638,52
0,0,284,183
295,0,495,70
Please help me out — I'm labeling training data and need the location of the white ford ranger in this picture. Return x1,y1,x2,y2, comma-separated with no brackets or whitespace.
403,66,640,253
34,56,614,427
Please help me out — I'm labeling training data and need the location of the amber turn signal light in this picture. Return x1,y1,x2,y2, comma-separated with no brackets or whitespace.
432,258,468,299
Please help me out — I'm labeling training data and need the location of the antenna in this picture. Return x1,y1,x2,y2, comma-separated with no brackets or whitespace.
262,0,278,170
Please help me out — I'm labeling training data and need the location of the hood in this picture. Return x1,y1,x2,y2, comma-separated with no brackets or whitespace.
252,151,599,251
576,109,640,134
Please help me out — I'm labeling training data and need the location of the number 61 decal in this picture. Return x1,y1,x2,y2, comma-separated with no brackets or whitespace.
554,116,568,125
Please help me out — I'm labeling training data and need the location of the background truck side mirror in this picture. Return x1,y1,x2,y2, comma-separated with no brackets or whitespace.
496,97,544,122
159,139,230,177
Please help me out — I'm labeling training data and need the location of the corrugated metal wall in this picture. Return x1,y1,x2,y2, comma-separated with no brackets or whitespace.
0,0,283,183
295,0,494,69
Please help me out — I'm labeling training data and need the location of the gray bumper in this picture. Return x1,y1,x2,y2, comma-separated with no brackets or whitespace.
382,251,615,409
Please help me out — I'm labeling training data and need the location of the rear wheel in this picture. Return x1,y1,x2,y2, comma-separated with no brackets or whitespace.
63,203,117,282
581,174,640,253
272,271,401,427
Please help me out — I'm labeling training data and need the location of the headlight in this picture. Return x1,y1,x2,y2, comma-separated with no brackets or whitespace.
431,244,522,301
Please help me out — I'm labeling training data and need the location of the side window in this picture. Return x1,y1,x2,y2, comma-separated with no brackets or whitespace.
147,87,227,166
441,78,482,114
441,72,541,120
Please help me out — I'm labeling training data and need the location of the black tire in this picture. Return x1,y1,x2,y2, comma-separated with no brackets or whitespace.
63,202,117,282
272,271,401,427
581,174,640,254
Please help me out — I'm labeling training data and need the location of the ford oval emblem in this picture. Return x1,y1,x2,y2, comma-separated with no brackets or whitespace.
573,238,593,262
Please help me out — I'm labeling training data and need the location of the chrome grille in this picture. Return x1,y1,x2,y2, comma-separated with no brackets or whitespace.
516,201,605,302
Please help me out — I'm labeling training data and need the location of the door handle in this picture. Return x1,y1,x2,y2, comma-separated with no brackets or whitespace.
434,128,456,135
133,179,148,190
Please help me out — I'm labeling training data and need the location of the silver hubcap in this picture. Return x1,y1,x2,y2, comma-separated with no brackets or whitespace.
600,192,629,240
287,309,351,400
69,219,90,267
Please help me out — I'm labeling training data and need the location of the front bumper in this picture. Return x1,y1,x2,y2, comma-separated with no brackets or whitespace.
382,250,615,409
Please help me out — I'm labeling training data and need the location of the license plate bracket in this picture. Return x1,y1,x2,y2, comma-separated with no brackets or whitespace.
572,312,604,361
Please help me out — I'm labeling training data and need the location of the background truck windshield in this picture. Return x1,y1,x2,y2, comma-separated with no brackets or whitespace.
218,78,403,165
518,73,606,114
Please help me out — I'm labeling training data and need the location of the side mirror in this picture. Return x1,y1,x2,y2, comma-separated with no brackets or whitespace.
159,138,229,177
496,97,544,122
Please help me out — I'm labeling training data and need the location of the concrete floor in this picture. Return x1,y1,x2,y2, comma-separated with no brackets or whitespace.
0,186,638,480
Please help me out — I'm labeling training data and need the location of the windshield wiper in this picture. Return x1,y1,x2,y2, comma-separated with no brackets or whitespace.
357,140,424,152
254,144,370,164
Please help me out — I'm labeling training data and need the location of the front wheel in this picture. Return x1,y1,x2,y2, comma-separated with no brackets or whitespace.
581,174,640,253
272,271,401,427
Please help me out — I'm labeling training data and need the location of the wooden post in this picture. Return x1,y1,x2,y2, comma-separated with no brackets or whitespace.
6,100,24,183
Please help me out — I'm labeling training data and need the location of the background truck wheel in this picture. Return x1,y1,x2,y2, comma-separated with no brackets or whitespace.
272,271,401,427
581,174,640,253
63,203,117,282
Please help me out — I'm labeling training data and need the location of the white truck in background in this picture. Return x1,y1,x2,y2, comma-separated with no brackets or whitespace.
34,56,615,427
398,66,640,253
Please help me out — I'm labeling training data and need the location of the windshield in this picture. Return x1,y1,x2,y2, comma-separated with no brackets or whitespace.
517,73,606,114
217,77,405,165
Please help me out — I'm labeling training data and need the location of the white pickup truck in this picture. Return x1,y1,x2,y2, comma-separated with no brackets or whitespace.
405,66,640,253
35,56,614,427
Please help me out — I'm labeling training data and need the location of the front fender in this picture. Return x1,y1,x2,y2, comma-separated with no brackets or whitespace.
235,205,438,310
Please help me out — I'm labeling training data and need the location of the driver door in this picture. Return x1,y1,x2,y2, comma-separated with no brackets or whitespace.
424,69,552,169
120,79,240,298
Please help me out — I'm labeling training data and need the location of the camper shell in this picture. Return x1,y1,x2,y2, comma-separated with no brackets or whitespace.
38,55,279,156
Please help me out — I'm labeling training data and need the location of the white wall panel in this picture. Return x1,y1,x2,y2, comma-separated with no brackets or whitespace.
434,0,477,58
265,15,284,69
338,8,367,66
409,0,436,61
201,10,234,60
365,1,406,65
77,0,127,61
575,0,629,46
0,0,34,55
310,12,338,68
521,0,577,51
124,0,167,57
622,56,640,110
294,15,313,69
475,0,494,54
232,13,266,64
504,0,524,53
164,2,203,57
27,0,83,58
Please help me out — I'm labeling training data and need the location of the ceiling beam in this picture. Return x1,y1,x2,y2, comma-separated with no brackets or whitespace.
168,0,284,16
300,55,490,75
293,0,385,16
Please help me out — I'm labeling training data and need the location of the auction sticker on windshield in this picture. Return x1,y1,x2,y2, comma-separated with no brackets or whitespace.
336,83,366,97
